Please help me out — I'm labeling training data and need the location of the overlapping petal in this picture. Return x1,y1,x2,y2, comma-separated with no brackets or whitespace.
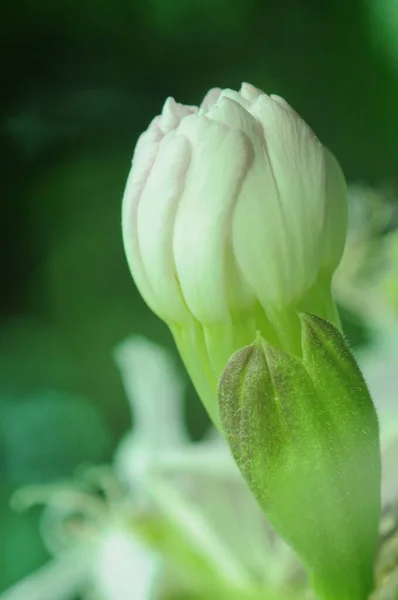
122,82,348,422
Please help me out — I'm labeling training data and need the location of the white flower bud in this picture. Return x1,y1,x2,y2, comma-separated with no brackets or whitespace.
122,83,347,426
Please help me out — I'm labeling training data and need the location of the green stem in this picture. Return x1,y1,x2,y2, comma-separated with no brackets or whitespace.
312,564,374,600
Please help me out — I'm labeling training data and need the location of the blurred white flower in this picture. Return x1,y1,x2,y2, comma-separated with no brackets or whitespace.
7,332,398,600
356,318,398,507
94,526,162,600
0,335,320,600
0,549,90,600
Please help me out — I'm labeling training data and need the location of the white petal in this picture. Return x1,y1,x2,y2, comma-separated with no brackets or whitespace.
232,136,291,307
237,94,325,305
114,336,187,450
173,115,254,322
0,550,90,600
239,82,264,103
269,94,292,110
206,96,260,139
159,97,197,134
122,123,165,315
217,88,251,110
94,528,162,600
136,132,192,322
321,148,348,274
200,87,222,110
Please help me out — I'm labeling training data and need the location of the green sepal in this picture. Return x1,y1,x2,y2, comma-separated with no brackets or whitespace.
218,315,381,600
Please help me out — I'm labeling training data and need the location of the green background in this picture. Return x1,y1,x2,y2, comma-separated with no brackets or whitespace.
1,0,398,593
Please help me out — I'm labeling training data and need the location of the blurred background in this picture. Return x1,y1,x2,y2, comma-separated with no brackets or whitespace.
1,0,398,596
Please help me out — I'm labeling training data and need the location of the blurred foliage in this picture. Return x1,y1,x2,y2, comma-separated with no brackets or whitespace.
1,0,398,596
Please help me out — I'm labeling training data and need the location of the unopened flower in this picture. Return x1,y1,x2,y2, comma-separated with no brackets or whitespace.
219,314,381,600
122,83,347,426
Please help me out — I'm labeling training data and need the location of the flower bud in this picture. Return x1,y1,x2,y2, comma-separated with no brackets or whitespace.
122,83,347,427
218,314,381,600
